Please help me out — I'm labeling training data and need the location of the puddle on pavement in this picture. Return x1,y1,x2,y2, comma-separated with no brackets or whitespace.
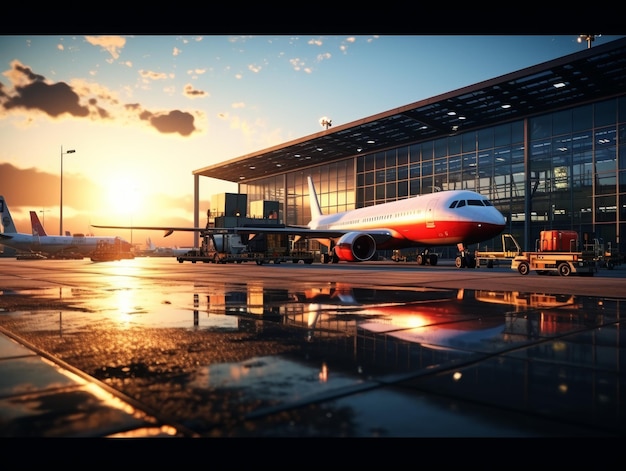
1,282,616,347
1,280,621,436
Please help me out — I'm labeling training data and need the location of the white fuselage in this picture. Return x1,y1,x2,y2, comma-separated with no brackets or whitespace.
309,189,506,247
0,233,128,256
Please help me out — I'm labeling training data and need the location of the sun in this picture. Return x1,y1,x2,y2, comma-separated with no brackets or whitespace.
106,176,143,215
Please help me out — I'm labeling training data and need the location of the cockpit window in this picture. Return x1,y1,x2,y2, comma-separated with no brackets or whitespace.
450,198,494,209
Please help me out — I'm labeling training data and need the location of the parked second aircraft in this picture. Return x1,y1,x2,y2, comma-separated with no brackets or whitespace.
92,176,506,265
0,196,133,258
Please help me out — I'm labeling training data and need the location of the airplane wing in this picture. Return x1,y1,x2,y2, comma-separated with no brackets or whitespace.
90,223,395,243
90,225,207,237
235,226,396,244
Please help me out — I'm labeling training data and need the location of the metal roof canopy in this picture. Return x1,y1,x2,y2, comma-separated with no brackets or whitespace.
195,37,626,184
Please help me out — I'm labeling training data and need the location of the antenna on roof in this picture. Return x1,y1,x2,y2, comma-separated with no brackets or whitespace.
319,117,332,130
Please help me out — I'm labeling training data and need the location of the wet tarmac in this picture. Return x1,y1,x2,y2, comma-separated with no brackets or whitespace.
0,257,624,438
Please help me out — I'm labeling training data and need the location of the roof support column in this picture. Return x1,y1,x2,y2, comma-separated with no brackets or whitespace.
523,118,531,252
194,174,199,249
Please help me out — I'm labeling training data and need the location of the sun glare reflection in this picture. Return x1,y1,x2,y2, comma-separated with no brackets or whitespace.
113,290,137,326
359,309,432,329
101,260,144,326
319,362,328,382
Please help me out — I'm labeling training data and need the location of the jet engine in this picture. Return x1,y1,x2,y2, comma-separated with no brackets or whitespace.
333,232,377,262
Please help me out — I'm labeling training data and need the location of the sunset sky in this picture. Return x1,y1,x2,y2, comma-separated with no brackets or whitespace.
1,34,623,248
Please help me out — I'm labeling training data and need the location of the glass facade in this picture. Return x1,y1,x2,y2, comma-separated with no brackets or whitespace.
240,96,626,256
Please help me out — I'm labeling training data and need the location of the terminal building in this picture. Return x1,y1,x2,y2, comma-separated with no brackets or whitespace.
191,37,626,258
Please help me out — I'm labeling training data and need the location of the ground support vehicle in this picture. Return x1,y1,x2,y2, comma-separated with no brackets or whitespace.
16,252,48,260
391,249,415,262
511,230,596,277
48,252,84,260
596,248,622,270
390,249,439,263
176,231,315,265
511,252,596,276
472,233,522,268
583,238,622,270
177,250,315,265
90,239,135,262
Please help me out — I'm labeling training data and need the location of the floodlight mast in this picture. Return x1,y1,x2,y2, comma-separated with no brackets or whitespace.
578,35,598,49
60,146,76,236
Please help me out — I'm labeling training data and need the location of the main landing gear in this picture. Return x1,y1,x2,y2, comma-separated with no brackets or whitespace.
416,249,438,266
455,244,476,268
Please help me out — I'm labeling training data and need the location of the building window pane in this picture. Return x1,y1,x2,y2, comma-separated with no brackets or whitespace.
530,114,552,140
494,123,512,147
572,104,593,132
449,134,462,155
462,131,476,152
595,99,616,127
478,127,494,150
553,109,572,136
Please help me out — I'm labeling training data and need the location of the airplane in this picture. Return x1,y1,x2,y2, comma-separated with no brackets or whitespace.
0,195,133,258
91,175,506,265
140,237,191,257
30,210,47,236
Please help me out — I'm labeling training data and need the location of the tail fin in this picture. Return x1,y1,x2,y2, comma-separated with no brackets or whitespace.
0,196,18,233
307,176,323,220
146,237,155,251
30,211,48,236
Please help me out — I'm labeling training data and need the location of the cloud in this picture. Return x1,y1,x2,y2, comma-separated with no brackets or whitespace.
316,52,331,62
85,35,127,60
2,67,89,118
0,60,199,136
183,84,208,98
186,68,207,79
139,69,171,81
139,109,197,136
289,58,306,72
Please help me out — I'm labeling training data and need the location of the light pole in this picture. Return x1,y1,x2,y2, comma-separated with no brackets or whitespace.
60,146,76,236
39,209,49,230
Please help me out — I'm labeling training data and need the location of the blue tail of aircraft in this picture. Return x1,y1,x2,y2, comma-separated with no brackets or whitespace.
0,196,18,234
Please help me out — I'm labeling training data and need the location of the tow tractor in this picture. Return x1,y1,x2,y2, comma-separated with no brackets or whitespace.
511,230,596,276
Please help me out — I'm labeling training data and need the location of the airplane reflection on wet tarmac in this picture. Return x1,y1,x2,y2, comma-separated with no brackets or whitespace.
0,259,623,437
43,282,601,347
203,282,604,349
